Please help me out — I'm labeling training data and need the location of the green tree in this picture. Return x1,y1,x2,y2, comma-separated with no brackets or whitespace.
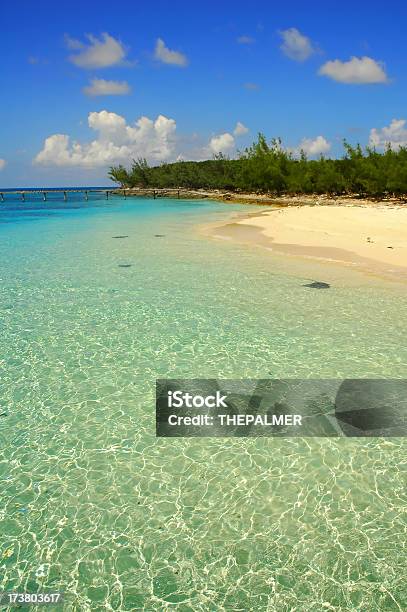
108,136,407,197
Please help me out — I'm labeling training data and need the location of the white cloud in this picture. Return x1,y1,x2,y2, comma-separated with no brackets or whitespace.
65,35,83,50
297,135,331,156
369,119,407,150
34,111,176,167
204,124,248,157
233,121,249,136
319,56,388,84
0,158,6,170
66,33,128,68
154,38,188,67
279,28,315,62
83,78,131,96
237,35,255,44
209,133,235,154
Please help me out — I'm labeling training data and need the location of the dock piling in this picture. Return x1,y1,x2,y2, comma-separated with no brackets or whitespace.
0,188,121,203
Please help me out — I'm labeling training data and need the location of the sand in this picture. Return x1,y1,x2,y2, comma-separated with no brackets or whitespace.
209,205,407,280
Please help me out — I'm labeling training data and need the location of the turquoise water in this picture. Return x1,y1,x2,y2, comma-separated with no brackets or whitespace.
0,195,406,610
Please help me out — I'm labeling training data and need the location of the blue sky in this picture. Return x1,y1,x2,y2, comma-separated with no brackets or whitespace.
1,0,407,186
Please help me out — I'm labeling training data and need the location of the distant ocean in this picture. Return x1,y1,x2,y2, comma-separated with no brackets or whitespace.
1,192,406,609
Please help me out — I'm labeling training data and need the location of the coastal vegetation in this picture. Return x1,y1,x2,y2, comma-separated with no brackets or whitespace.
109,135,407,197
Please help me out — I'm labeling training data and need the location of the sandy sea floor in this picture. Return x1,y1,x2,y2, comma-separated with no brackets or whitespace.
0,195,406,610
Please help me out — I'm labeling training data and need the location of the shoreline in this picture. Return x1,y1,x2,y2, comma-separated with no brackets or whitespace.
124,187,407,282
201,204,407,283
123,186,407,207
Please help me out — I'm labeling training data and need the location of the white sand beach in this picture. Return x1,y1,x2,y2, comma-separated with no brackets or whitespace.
208,205,407,280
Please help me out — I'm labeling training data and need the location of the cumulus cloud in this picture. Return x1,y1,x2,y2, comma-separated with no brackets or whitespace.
34,111,176,167
0,158,6,170
66,33,128,68
369,119,407,150
154,38,188,66
209,133,235,154
297,135,331,156
279,28,316,62
233,121,249,136
319,56,388,84
237,35,255,44
83,78,131,96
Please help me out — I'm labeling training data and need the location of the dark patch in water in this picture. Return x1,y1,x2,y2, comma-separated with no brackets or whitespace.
154,234,165,237
118,264,132,268
303,281,330,289
112,235,128,239
0,413,7,418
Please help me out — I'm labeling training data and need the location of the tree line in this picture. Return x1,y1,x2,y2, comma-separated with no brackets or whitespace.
108,134,407,197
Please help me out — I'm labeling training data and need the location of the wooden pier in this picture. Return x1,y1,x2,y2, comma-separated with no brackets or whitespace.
0,188,124,202
0,187,187,202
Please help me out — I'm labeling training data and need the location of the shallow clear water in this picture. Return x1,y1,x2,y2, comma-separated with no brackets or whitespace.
0,195,406,610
